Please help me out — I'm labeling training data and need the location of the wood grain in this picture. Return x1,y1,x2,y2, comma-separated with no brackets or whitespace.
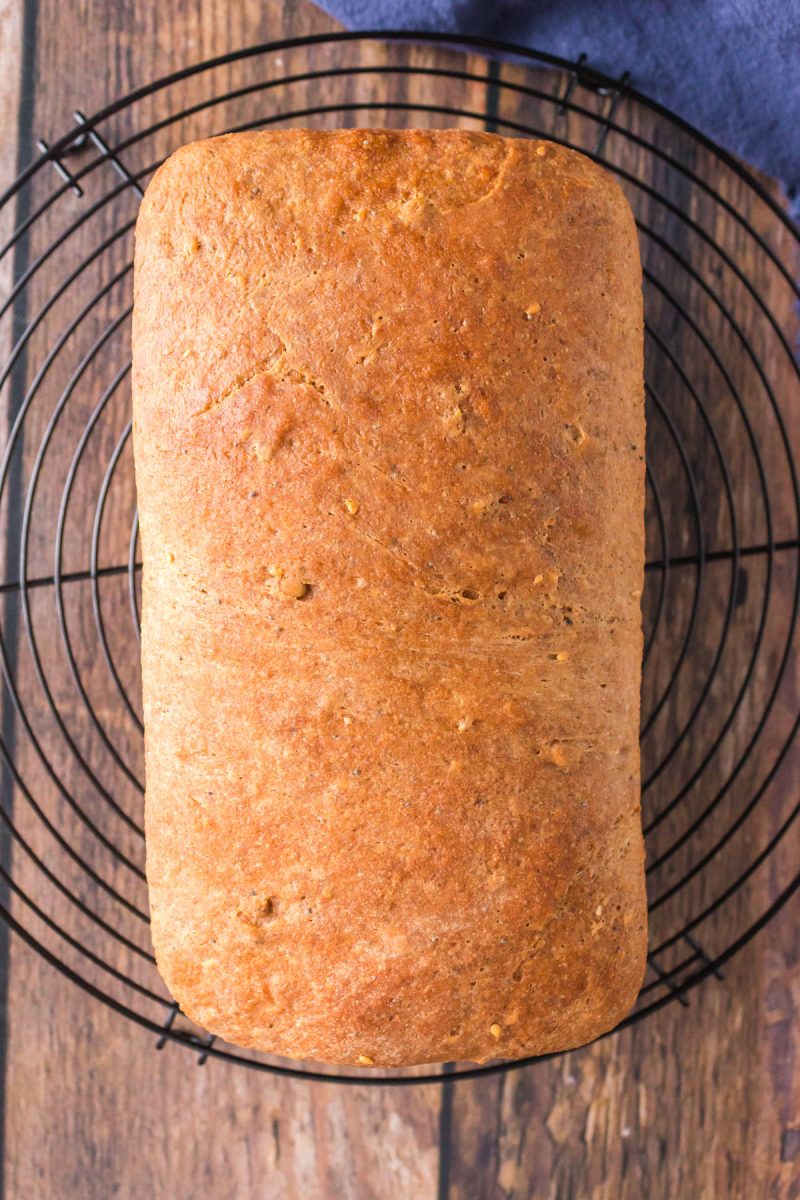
0,2,798,1198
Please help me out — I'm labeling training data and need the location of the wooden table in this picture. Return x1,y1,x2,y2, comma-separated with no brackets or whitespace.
1,1,798,1197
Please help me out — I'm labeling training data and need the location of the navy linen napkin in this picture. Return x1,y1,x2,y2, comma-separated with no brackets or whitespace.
316,0,800,216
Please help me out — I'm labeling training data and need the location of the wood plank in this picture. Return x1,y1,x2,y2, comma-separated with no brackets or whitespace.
0,0,27,1186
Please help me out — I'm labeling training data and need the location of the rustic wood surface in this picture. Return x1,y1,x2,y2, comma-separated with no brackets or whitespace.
1,1,798,1198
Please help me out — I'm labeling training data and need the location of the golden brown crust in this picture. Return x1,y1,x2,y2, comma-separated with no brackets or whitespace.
133,129,646,1067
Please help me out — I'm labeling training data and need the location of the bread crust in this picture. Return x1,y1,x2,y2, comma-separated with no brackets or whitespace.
133,129,646,1067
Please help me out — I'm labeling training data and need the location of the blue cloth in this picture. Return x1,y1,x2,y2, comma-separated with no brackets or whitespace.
316,0,800,216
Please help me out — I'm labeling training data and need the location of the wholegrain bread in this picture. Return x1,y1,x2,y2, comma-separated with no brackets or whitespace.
133,128,646,1067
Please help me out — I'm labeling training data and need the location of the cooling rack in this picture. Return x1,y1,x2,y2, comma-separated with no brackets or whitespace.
0,31,798,1085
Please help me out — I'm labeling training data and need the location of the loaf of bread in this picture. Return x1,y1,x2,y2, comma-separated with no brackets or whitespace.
133,129,646,1068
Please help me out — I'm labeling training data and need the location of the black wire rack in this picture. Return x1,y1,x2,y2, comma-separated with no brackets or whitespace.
0,31,798,1086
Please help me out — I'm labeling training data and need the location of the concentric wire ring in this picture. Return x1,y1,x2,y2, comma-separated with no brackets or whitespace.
0,31,797,1084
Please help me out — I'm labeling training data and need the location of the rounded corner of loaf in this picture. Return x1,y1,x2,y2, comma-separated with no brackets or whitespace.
137,133,239,224
537,137,638,233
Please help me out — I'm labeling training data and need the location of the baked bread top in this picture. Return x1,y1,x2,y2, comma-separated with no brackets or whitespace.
133,129,646,1067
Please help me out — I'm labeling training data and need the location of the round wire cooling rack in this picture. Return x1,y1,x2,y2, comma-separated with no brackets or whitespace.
0,30,798,1086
